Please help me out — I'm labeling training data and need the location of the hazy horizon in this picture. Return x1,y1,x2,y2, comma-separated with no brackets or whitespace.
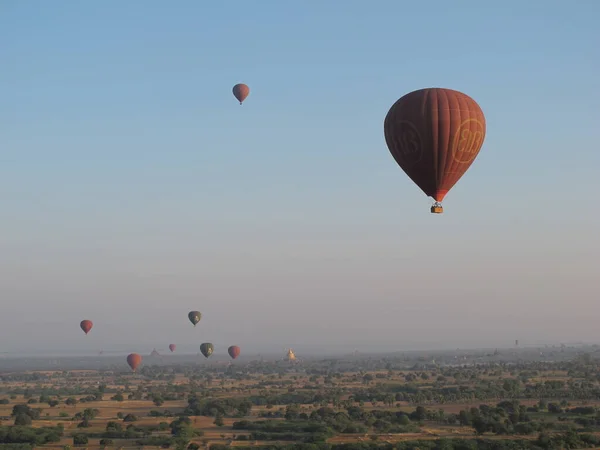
2,1,599,355
0,341,592,360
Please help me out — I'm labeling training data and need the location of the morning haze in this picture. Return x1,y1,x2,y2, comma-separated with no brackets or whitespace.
1,1,598,356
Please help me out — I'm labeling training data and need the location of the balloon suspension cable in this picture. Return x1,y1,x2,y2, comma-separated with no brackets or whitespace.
239,102,243,105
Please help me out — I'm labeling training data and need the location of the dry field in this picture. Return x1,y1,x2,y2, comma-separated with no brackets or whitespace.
2,367,600,449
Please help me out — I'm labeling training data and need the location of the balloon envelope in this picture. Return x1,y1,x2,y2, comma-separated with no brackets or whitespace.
228,345,241,359
384,87,486,204
169,344,176,352
188,311,202,326
200,343,214,358
232,83,250,105
126,353,142,372
80,320,93,335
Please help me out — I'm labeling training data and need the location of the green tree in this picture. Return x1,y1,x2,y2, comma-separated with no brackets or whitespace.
82,408,99,419
100,438,114,448
73,435,88,446
284,404,300,420
14,414,32,426
12,404,41,420
106,421,123,432
77,418,91,428
538,399,547,410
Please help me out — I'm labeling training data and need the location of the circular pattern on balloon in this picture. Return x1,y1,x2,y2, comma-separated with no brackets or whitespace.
452,118,485,164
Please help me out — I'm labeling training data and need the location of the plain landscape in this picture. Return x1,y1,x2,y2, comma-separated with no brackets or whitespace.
3,346,600,449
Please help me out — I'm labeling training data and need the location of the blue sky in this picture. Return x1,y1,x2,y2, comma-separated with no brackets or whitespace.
1,1,599,356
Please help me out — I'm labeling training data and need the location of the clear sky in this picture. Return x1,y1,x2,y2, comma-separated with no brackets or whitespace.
1,1,599,356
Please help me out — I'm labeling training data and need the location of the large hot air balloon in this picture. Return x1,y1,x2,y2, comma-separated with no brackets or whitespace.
188,311,201,327
80,320,93,335
384,88,486,213
126,353,142,372
228,345,240,360
200,343,214,358
232,83,250,105
169,344,176,352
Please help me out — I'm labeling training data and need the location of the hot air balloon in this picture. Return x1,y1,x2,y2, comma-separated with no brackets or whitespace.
126,353,142,372
80,320,93,335
188,311,201,327
384,88,486,213
200,343,214,358
232,83,250,105
169,344,176,352
228,345,240,360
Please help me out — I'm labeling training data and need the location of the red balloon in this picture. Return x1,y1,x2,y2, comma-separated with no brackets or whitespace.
80,320,93,335
232,83,250,105
228,345,241,359
384,88,486,212
169,344,176,352
126,353,142,372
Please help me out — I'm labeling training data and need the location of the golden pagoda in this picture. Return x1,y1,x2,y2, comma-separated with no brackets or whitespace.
286,348,296,361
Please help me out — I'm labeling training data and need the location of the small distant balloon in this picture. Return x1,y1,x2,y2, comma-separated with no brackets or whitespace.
232,83,250,105
80,320,93,335
228,345,241,360
169,344,176,352
200,343,214,358
126,353,142,372
188,311,202,327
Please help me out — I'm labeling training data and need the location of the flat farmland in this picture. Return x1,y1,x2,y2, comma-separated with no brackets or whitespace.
2,351,600,449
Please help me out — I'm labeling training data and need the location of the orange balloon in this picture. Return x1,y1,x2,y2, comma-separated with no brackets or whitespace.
228,345,241,359
126,353,142,372
80,320,93,335
232,83,250,105
384,88,486,209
